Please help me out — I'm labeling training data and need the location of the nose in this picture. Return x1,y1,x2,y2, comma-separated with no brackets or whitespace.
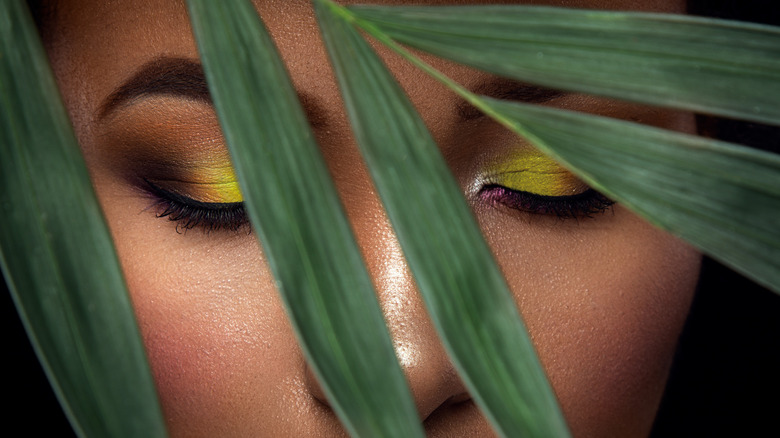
304,192,470,421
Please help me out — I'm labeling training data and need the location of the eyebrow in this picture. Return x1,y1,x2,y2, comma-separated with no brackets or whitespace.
458,78,565,120
99,57,210,119
101,57,558,126
98,57,328,127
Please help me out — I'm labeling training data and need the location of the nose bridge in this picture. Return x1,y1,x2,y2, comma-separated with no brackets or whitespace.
304,186,469,420
277,7,469,412
369,217,440,373
372,238,468,420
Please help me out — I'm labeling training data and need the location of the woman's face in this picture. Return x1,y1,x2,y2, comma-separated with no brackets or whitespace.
46,0,700,436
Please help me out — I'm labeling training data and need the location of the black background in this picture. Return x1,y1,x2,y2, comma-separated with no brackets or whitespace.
650,2,780,436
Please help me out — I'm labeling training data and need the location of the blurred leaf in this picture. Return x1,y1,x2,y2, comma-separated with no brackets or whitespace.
0,2,167,437
314,2,570,437
186,1,424,437
349,5,780,126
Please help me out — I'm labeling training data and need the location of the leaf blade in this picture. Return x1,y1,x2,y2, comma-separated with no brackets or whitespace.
0,2,167,437
477,97,780,293
186,1,424,437
349,5,780,126
314,2,571,437
341,3,780,294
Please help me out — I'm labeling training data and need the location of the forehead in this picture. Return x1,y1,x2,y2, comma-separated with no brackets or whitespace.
46,0,686,137
47,0,688,72
48,0,689,41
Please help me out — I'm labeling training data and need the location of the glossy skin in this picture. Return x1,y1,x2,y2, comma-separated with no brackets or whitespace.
45,0,699,436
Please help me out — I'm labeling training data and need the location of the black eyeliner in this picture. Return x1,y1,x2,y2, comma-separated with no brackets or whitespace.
144,179,249,232
480,184,615,219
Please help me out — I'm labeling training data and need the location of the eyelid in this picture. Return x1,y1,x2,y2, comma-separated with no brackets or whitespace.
145,180,240,208
480,184,614,219
147,162,243,204
485,148,589,197
144,179,249,232
150,178,244,204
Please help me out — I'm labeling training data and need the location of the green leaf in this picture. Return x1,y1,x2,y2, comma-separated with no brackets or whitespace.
348,5,780,126
314,2,570,437
0,2,167,437
186,1,423,437
339,3,780,294
478,97,780,294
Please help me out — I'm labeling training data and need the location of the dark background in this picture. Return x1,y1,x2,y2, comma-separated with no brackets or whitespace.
650,2,780,436
5,0,779,436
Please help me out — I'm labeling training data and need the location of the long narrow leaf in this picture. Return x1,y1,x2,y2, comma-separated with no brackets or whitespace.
478,98,780,294
186,1,423,437
349,5,780,127
0,2,166,437
341,4,780,295
314,2,570,437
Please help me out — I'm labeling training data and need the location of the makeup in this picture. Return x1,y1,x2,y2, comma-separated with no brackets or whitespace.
149,157,243,204
484,147,588,197
97,94,247,230
480,147,613,218
143,156,247,231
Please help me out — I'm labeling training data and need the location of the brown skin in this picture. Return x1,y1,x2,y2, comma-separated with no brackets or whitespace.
45,0,699,436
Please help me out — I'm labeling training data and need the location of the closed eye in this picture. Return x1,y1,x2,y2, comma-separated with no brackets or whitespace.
480,184,615,219
144,180,249,232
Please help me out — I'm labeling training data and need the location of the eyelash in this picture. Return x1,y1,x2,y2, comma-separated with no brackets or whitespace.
145,180,249,232
480,184,615,219
144,177,611,232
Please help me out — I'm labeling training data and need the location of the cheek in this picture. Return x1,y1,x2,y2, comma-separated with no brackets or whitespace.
118,231,291,435
92,177,339,436
481,206,701,437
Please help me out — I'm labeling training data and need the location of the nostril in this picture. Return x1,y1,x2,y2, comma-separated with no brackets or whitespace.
445,392,472,406
403,357,471,421
424,394,497,437
304,362,332,408
304,355,473,420
420,391,473,422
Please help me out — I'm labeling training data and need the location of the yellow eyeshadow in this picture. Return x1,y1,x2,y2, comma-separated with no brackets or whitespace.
162,161,243,203
487,148,588,197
